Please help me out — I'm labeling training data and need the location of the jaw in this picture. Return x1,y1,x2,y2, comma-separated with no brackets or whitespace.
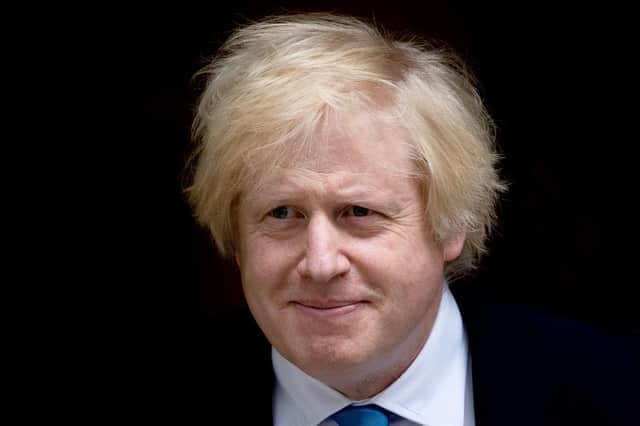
298,295,439,399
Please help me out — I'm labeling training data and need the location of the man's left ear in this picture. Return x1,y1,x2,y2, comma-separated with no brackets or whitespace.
443,233,465,262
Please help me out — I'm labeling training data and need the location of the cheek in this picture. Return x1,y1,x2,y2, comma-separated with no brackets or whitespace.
358,233,444,298
239,236,300,295
361,226,444,270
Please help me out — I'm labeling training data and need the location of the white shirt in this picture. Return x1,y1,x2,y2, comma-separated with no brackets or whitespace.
272,285,475,426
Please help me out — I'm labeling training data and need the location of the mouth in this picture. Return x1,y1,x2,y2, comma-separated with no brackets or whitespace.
291,300,365,318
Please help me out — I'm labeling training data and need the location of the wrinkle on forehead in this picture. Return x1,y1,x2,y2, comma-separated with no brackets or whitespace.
239,107,424,207
247,168,386,201
306,109,413,171
282,110,413,172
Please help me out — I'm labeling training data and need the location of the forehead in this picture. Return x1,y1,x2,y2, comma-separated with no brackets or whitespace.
242,110,419,202
289,109,414,176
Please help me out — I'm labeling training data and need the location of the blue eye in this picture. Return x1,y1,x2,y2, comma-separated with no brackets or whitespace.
351,206,371,217
270,206,290,219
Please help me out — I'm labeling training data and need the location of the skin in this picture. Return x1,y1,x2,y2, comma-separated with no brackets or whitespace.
236,111,464,399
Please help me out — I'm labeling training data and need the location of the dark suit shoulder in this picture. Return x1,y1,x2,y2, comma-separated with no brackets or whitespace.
451,283,639,426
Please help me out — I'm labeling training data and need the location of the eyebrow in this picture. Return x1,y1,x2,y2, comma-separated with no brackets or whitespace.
245,181,410,214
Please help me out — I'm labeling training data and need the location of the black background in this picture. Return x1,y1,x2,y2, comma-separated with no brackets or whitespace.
12,2,637,419
103,1,637,338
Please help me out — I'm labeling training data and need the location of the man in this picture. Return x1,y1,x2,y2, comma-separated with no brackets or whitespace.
184,13,636,425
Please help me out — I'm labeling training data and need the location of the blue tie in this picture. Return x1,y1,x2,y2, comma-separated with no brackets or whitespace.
330,404,389,426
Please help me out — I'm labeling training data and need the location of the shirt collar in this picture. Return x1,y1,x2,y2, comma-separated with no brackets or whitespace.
272,284,470,425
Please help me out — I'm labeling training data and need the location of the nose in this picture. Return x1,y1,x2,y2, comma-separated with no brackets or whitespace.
296,214,350,283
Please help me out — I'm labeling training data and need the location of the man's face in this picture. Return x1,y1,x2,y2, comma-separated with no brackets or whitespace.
236,111,464,395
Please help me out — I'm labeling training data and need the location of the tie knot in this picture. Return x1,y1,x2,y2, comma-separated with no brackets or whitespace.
330,404,389,426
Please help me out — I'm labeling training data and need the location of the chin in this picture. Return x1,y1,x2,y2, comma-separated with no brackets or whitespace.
291,334,372,372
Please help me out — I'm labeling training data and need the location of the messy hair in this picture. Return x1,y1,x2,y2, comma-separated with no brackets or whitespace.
186,13,506,277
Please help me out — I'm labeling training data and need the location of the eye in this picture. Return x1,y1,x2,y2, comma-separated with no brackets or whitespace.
348,205,372,217
269,205,292,219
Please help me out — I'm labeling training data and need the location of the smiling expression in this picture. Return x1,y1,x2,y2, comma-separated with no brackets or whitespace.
235,111,464,398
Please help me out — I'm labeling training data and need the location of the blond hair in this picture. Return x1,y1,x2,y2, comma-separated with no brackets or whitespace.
186,13,506,277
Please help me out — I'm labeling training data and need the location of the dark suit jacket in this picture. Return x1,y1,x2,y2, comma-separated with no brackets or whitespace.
168,283,638,425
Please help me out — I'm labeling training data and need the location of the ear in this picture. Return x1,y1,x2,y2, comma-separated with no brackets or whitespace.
443,232,465,262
